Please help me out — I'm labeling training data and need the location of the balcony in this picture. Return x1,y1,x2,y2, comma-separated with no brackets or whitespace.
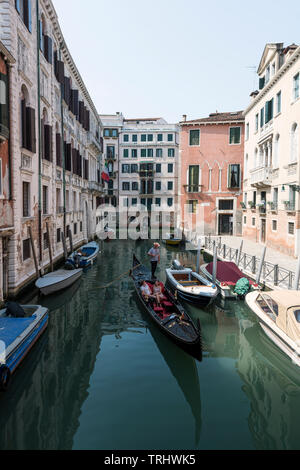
183,184,202,194
89,181,104,194
139,170,155,178
106,153,117,161
268,202,278,212
250,166,273,188
257,204,267,216
284,201,296,213
109,171,118,179
87,132,102,153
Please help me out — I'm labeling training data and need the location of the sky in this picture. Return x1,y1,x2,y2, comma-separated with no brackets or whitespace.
52,0,300,123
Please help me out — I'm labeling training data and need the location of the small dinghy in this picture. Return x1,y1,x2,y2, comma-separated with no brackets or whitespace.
246,290,300,367
0,303,49,391
131,254,202,361
163,233,182,247
65,241,100,268
166,260,218,307
35,268,83,296
200,261,259,299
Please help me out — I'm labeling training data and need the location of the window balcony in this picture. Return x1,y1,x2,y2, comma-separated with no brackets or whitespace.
139,170,155,178
183,184,202,194
268,202,278,212
250,166,273,188
89,181,104,193
284,201,296,212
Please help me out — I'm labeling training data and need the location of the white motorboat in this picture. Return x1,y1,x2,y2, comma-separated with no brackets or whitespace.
166,261,218,307
245,290,300,367
35,268,83,296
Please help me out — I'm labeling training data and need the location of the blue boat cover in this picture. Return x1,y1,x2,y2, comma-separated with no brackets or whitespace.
0,316,36,349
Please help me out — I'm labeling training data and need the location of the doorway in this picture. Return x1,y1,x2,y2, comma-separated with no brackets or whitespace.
261,219,266,243
218,214,233,235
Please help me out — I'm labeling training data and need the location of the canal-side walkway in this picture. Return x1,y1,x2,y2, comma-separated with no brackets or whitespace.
196,235,299,290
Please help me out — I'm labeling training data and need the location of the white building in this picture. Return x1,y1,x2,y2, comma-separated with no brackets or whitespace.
243,43,300,257
0,0,104,299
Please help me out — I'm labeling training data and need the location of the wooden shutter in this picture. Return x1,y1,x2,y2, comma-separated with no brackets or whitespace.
44,125,52,161
63,76,71,105
21,99,27,148
56,133,62,166
79,101,84,124
259,77,265,90
15,0,21,14
57,61,65,85
66,144,72,171
44,36,53,64
72,90,79,117
72,148,77,174
26,107,36,153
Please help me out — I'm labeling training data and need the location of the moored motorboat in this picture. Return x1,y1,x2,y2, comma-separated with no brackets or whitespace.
0,303,49,390
245,290,300,367
166,261,218,307
35,268,83,296
200,261,259,299
131,254,202,361
65,241,100,268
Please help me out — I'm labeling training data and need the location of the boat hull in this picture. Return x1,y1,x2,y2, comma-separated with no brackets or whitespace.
166,279,216,307
36,269,83,296
246,291,300,367
66,242,100,268
200,264,237,299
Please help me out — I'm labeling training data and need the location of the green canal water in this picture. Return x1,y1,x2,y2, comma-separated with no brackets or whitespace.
1,239,300,450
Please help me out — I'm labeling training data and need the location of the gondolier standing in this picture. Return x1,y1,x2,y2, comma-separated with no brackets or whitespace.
148,242,160,279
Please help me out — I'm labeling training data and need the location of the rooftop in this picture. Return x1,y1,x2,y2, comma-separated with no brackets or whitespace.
180,111,245,125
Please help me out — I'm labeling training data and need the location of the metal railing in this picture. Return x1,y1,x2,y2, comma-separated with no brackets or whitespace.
204,236,296,290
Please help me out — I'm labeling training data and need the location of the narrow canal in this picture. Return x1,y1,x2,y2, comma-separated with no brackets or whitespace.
1,239,300,450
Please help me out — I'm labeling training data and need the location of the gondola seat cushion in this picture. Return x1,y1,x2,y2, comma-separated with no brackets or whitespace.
163,301,173,308
154,306,164,313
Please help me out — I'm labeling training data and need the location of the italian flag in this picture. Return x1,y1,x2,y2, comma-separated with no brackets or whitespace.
101,163,110,182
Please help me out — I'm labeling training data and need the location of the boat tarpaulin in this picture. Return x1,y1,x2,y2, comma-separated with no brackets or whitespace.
206,261,248,284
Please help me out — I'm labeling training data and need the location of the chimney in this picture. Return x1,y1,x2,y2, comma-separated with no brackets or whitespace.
182,114,187,122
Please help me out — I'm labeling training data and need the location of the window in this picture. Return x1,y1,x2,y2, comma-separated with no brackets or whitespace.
168,148,175,158
167,198,173,207
168,181,173,191
156,164,161,173
147,149,153,158
243,216,247,225
74,223,77,235
256,294,278,322
260,108,264,128
155,198,161,207
229,127,241,145
293,73,299,101
219,200,234,211
122,164,130,173
189,129,200,146
168,163,173,173
228,164,241,188
168,134,173,142
132,198,137,206
141,149,146,158
291,123,298,163
156,181,161,191
265,98,274,124
43,232,49,251
132,182,139,191
255,114,259,132
157,134,163,142
131,149,138,158
252,218,256,227
276,91,281,114
123,134,129,142
288,222,295,235
122,182,130,191
131,164,138,173
188,165,199,192
107,146,115,159
148,134,153,142
123,149,129,158
23,238,31,261
56,228,61,243
22,181,30,217
104,129,110,137
42,185,48,214
111,129,118,138
273,134,280,168
15,0,32,32
246,123,249,140
156,148,163,158
272,220,277,231
188,200,198,214
141,134,147,142
132,134,137,142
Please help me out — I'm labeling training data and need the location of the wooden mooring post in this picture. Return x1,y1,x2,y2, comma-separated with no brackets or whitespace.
293,256,300,290
46,222,53,272
69,229,73,254
256,246,267,284
61,232,68,260
28,226,40,279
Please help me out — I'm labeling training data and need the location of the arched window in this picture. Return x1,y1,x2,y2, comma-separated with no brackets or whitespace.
273,134,280,168
20,84,36,152
291,123,298,163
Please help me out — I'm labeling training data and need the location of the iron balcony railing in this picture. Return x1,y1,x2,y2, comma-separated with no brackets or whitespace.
183,184,202,193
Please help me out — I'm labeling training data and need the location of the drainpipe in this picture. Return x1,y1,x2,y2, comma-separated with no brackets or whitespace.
59,46,66,236
7,62,12,201
36,0,42,262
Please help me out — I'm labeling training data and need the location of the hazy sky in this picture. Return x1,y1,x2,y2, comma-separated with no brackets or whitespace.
52,0,300,123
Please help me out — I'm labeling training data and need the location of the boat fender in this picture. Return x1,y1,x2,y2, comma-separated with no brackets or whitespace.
0,365,11,391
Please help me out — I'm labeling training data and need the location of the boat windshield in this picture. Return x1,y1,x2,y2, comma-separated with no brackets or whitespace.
256,294,278,322
294,309,300,323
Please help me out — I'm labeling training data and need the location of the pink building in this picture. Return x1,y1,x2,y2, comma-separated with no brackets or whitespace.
180,112,245,236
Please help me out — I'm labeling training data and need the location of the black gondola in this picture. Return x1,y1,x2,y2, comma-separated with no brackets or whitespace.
131,254,202,361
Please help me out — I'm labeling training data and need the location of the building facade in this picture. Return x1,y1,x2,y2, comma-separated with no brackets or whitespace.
0,0,104,300
243,43,300,257
179,112,245,236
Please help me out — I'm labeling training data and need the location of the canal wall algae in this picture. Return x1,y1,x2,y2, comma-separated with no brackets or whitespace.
0,240,300,449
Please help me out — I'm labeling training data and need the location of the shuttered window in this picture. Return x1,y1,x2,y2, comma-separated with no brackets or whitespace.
16,1,32,33
189,129,200,146
265,98,274,124
228,164,241,188
229,127,241,145
44,125,52,161
56,133,62,167
22,181,30,217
